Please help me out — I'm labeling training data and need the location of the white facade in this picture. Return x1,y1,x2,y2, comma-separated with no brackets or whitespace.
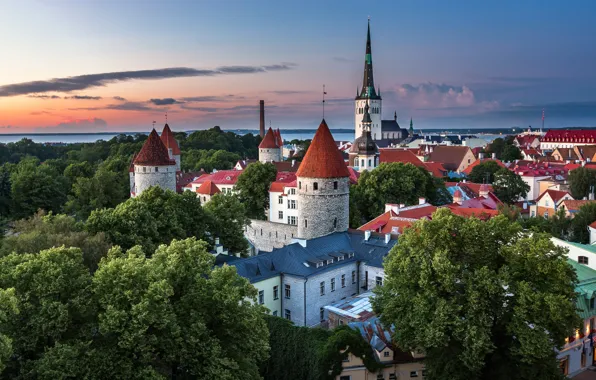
519,174,551,201
269,185,299,225
590,226,596,245
259,147,281,163
355,98,382,141
352,153,378,171
132,164,177,197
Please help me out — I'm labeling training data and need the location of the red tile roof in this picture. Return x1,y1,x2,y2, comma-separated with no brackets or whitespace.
535,189,572,203
296,119,350,178
347,167,360,184
424,162,448,177
196,180,221,195
515,135,540,147
160,124,181,155
396,204,437,219
447,207,499,219
542,129,596,143
187,170,242,186
462,158,506,175
358,210,417,235
133,129,176,166
379,149,425,168
428,146,473,171
176,171,206,193
259,127,279,149
560,199,596,212
590,221,596,229
275,128,283,147
269,172,297,192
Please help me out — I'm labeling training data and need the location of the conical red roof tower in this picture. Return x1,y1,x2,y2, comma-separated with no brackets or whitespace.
296,119,350,178
259,127,279,149
160,124,181,155
133,129,176,166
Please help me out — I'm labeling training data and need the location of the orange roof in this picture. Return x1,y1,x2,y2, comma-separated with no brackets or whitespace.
396,205,437,219
379,149,425,167
196,180,221,195
358,210,417,235
424,162,448,177
259,127,279,149
560,199,596,212
448,207,499,219
133,129,176,166
590,221,596,229
535,189,572,203
160,123,181,155
296,119,350,178
462,158,506,175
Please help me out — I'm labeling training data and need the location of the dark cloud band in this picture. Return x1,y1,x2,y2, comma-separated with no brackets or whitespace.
0,63,296,97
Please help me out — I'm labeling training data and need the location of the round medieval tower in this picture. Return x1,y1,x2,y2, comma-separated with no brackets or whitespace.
259,127,281,163
131,129,177,197
296,119,350,240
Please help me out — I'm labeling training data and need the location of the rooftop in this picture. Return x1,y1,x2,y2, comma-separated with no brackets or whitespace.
259,127,279,149
160,123,181,155
133,129,176,166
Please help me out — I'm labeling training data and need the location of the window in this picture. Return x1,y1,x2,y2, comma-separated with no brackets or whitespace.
410,371,418,378
331,278,336,292
272,310,277,316
320,281,325,296
313,182,318,190
278,196,283,204
543,211,549,219
316,262,324,268
341,274,346,288
278,211,283,219
422,370,427,377
288,200,296,209
531,210,536,217
320,307,325,322
389,375,397,380
348,252,355,258
337,255,344,261
376,276,383,287
340,376,351,380
361,159,364,167
143,167,146,173
155,167,159,172
287,216,297,225
334,181,338,190
304,219,308,228
377,374,385,380
299,181,301,189
368,159,372,167
327,259,334,265
579,256,589,265
285,309,291,321
285,284,291,299
384,351,390,357
273,286,279,300
352,271,356,284
333,218,337,228
258,290,264,305
290,188,296,195
342,355,350,363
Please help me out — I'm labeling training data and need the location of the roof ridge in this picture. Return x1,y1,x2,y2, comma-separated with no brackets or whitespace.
133,129,176,166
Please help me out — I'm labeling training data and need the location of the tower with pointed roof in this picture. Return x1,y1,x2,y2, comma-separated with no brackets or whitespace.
355,19,382,142
296,119,350,240
160,123,181,171
130,129,177,197
259,127,282,163
349,102,379,171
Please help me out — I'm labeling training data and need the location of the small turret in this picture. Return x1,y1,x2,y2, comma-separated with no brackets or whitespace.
160,123,181,171
131,129,177,197
258,127,281,163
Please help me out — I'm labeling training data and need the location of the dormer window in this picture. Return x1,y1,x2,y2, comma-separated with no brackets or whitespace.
327,259,334,265
348,253,355,258
316,262,324,268
226,176,231,180
337,255,344,261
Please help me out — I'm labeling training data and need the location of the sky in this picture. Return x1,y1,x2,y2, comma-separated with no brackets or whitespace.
0,0,595,133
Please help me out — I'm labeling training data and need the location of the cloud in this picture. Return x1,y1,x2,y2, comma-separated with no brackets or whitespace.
397,83,479,108
181,95,243,102
53,118,108,130
29,110,55,116
113,96,126,101
65,95,102,100
268,90,313,95
27,94,61,99
0,63,297,97
69,101,157,112
150,98,180,105
0,125,12,129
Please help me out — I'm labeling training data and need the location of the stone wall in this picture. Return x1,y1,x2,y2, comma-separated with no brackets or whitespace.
359,261,385,291
133,164,177,196
244,220,297,253
259,147,281,163
297,177,349,240
281,274,306,326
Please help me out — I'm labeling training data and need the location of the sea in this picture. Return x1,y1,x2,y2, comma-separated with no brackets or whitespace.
0,129,504,145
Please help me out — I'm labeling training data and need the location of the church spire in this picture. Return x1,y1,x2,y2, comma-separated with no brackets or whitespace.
357,19,380,100
409,118,414,134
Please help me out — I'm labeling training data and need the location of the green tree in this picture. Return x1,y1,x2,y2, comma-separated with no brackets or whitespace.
487,138,506,159
0,165,11,217
350,163,441,224
63,161,94,184
0,288,18,373
500,145,522,162
203,193,249,255
93,238,269,378
570,202,596,243
235,162,277,220
374,209,580,380
493,168,530,204
9,157,69,219
181,149,241,172
86,186,208,253
568,167,596,200
0,211,111,272
468,161,502,184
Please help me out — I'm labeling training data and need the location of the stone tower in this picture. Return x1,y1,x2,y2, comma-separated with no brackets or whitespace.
296,119,350,240
131,129,177,197
259,127,281,163
160,123,181,171
349,102,379,171
355,19,382,141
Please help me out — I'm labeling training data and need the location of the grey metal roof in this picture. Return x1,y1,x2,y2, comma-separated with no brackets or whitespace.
381,120,404,132
222,231,396,283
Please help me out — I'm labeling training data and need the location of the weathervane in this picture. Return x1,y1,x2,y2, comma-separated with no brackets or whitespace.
165,112,168,124
322,84,327,118
152,120,156,130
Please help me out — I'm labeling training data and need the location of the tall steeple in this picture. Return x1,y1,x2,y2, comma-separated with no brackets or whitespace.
409,118,414,135
357,19,380,100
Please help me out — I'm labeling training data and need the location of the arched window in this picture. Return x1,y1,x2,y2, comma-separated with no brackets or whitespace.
361,159,364,167
313,182,318,190
368,159,371,167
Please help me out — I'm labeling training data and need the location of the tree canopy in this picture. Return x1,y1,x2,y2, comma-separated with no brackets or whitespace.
568,167,596,200
203,193,250,254
373,209,579,380
235,162,277,220
500,145,522,162
493,168,530,204
467,160,502,184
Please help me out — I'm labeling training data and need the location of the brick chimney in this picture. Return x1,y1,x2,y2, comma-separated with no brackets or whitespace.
259,100,265,138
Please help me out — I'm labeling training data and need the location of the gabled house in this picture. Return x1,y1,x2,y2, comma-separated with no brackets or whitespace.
427,145,476,173
529,189,573,218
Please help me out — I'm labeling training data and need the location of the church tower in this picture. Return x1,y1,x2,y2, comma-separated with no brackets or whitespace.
349,102,379,171
296,119,350,240
355,19,382,141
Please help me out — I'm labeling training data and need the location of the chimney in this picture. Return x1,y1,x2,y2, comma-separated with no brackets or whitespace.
399,203,406,209
364,230,372,241
419,197,426,205
479,152,485,160
292,159,296,167
259,100,265,138
479,184,489,198
384,233,391,244
492,152,497,159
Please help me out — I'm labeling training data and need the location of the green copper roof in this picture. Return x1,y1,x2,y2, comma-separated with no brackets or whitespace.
566,241,596,254
567,259,596,319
